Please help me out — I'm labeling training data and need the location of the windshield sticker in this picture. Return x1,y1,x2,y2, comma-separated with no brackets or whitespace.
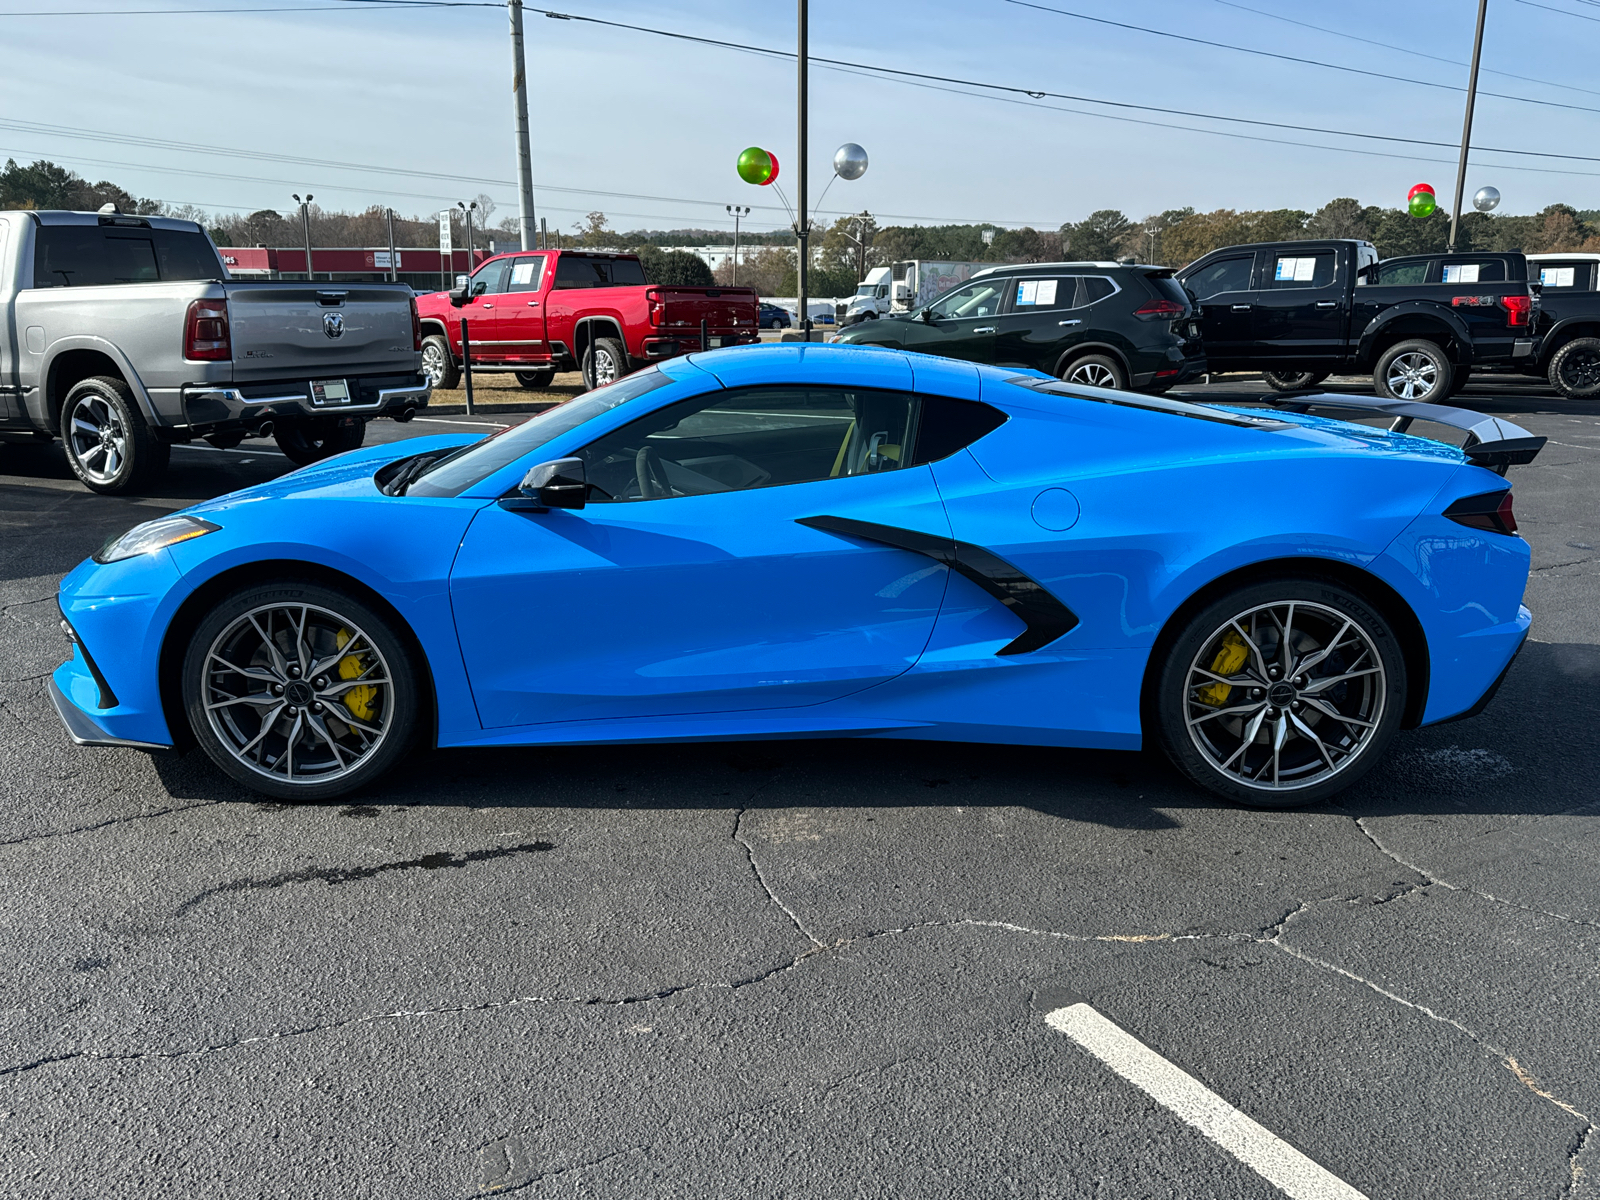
1035,279,1058,306
1442,263,1481,284
1275,257,1317,282
1016,280,1038,306
1541,266,1576,288
511,261,538,285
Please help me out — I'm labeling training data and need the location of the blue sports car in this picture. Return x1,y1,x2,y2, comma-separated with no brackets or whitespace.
50,345,1541,807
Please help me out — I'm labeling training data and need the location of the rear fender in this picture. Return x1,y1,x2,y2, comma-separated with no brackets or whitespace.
1356,304,1472,368
40,337,161,429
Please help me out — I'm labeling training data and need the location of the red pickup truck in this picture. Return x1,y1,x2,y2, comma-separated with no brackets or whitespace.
414,249,760,391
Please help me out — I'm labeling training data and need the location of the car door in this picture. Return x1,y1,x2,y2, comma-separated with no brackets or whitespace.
495,254,550,364
898,277,1007,365
459,258,511,362
1179,253,1259,369
1253,247,1346,367
994,275,1085,371
449,383,953,728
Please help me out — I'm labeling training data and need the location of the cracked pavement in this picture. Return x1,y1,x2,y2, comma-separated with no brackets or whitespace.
1,388,1598,1198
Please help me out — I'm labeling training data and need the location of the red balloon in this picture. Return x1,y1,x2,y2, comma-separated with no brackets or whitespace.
764,152,780,187
1407,182,1435,201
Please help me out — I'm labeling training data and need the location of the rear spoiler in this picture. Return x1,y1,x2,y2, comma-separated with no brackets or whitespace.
1263,393,1545,475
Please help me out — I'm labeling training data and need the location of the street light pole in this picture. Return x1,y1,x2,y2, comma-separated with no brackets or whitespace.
509,0,538,251
458,200,478,270
293,193,314,280
796,0,809,339
726,204,750,286
385,207,397,282
1448,0,1490,252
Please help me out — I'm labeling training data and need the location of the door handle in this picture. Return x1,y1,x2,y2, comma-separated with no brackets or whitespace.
1231,304,1252,311
973,326,997,334
1315,301,1339,308
527,301,540,307
482,303,495,309
1058,319,1082,327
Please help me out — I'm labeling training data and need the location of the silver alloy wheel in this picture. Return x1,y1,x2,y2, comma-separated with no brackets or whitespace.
201,602,393,785
1184,600,1386,793
1067,361,1117,388
591,345,620,386
421,341,448,387
1385,351,1439,399
67,393,128,485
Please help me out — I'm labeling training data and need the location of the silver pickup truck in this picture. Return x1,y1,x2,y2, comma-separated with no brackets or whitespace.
0,208,430,493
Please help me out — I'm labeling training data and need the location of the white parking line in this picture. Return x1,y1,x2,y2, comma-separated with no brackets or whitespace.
172,443,286,458
1045,1003,1368,1200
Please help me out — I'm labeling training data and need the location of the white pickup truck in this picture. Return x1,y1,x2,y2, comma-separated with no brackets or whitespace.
0,208,430,493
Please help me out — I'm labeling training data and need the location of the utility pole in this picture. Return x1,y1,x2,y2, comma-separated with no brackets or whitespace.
540,216,548,250
509,0,538,251
293,193,314,280
384,207,397,282
796,0,810,339
1448,0,1489,252
726,204,750,286
458,200,478,271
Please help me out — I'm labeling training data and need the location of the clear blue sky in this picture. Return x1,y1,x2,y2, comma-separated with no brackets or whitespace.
1,0,1596,234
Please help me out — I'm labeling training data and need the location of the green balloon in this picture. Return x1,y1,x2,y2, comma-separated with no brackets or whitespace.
1409,191,1437,218
737,146,774,186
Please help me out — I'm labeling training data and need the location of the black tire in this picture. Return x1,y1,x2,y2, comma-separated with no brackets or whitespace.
1446,367,1473,398
582,336,630,390
515,369,556,389
421,332,460,391
1549,337,1600,399
1374,339,1452,403
1154,577,1407,808
1061,354,1128,390
274,418,365,467
60,375,169,495
182,579,421,801
1261,370,1329,392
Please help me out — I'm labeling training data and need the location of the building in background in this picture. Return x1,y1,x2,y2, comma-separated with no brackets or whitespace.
217,245,490,291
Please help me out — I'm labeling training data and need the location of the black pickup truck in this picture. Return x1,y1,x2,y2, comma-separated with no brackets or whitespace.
1523,253,1600,398
1176,239,1539,403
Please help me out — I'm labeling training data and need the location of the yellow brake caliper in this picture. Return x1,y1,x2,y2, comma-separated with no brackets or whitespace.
334,628,377,723
1196,629,1250,707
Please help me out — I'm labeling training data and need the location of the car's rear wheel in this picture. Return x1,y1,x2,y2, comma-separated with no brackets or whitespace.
1375,339,1452,403
182,581,420,801
515,369,556,389
1549,337,1600,399
421,333,460,391
61,376,170,495
1062,354,1127,390
1155,579,1406,808
1261,371,1328,392
583,336,629,390
274,418,364,466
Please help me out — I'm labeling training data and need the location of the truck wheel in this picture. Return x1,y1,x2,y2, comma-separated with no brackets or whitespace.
60,376,170,495
583,337,629,390
515,369,556,389
1549,337,1600,399
274,418,365,467
1446,368,1473,398
1375,339,1452,403
421,333,460,391
1261,371,1328,392
1062,354,1127,390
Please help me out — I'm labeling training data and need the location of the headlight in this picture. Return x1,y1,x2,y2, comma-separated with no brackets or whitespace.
94,515,220,564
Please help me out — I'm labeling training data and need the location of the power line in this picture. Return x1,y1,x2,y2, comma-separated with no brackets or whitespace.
0,2,485,13
1515,0,1600,20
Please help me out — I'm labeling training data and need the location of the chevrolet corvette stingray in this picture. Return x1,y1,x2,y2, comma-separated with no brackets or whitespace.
51,345,1541,807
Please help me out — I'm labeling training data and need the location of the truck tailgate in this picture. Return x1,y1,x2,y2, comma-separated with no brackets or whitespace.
657,286,759,331
224,282,416,382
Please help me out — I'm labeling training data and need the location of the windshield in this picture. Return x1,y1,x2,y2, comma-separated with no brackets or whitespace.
405,368,678,497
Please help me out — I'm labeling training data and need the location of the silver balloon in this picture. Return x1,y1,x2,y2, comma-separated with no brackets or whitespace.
1473,185,1501,213
833,143,869,181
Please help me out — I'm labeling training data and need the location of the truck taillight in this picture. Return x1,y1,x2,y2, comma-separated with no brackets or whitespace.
646,287,665,327
1133,299,1186,321
410,296,422,351
184,298,230,361
1499,294,1532,328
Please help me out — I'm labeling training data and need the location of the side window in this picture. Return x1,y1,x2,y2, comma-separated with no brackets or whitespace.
1535,262,1590,289
926,279,1006,319
1012,277,1069,311
576,386,917,502
1184,256,1253,300
1269,251,1336,289
553,256,647,288
1440,260,1506,284
471,261,510,295
1076,276,1117,307
1375,261,1429,286
910,395,1008,465
506,255,547,292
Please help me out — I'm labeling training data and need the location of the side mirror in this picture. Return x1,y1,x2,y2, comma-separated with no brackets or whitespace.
920,308,936,324
448,286,468,307
500,457,587,511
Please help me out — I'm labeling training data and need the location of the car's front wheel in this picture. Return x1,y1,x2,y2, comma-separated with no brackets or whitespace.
182,581,420,801
421,333,460,391
1154,579,1406,808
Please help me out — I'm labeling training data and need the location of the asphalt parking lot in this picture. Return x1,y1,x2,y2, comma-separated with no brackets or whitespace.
2,376,1597,1199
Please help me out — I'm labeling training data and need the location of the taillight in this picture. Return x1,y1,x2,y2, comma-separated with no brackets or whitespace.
1444,490,1518,536
1499,294,1532,328
646,287,665,327
1134,298,1186,321
410,296,422,351
184,298,230,361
